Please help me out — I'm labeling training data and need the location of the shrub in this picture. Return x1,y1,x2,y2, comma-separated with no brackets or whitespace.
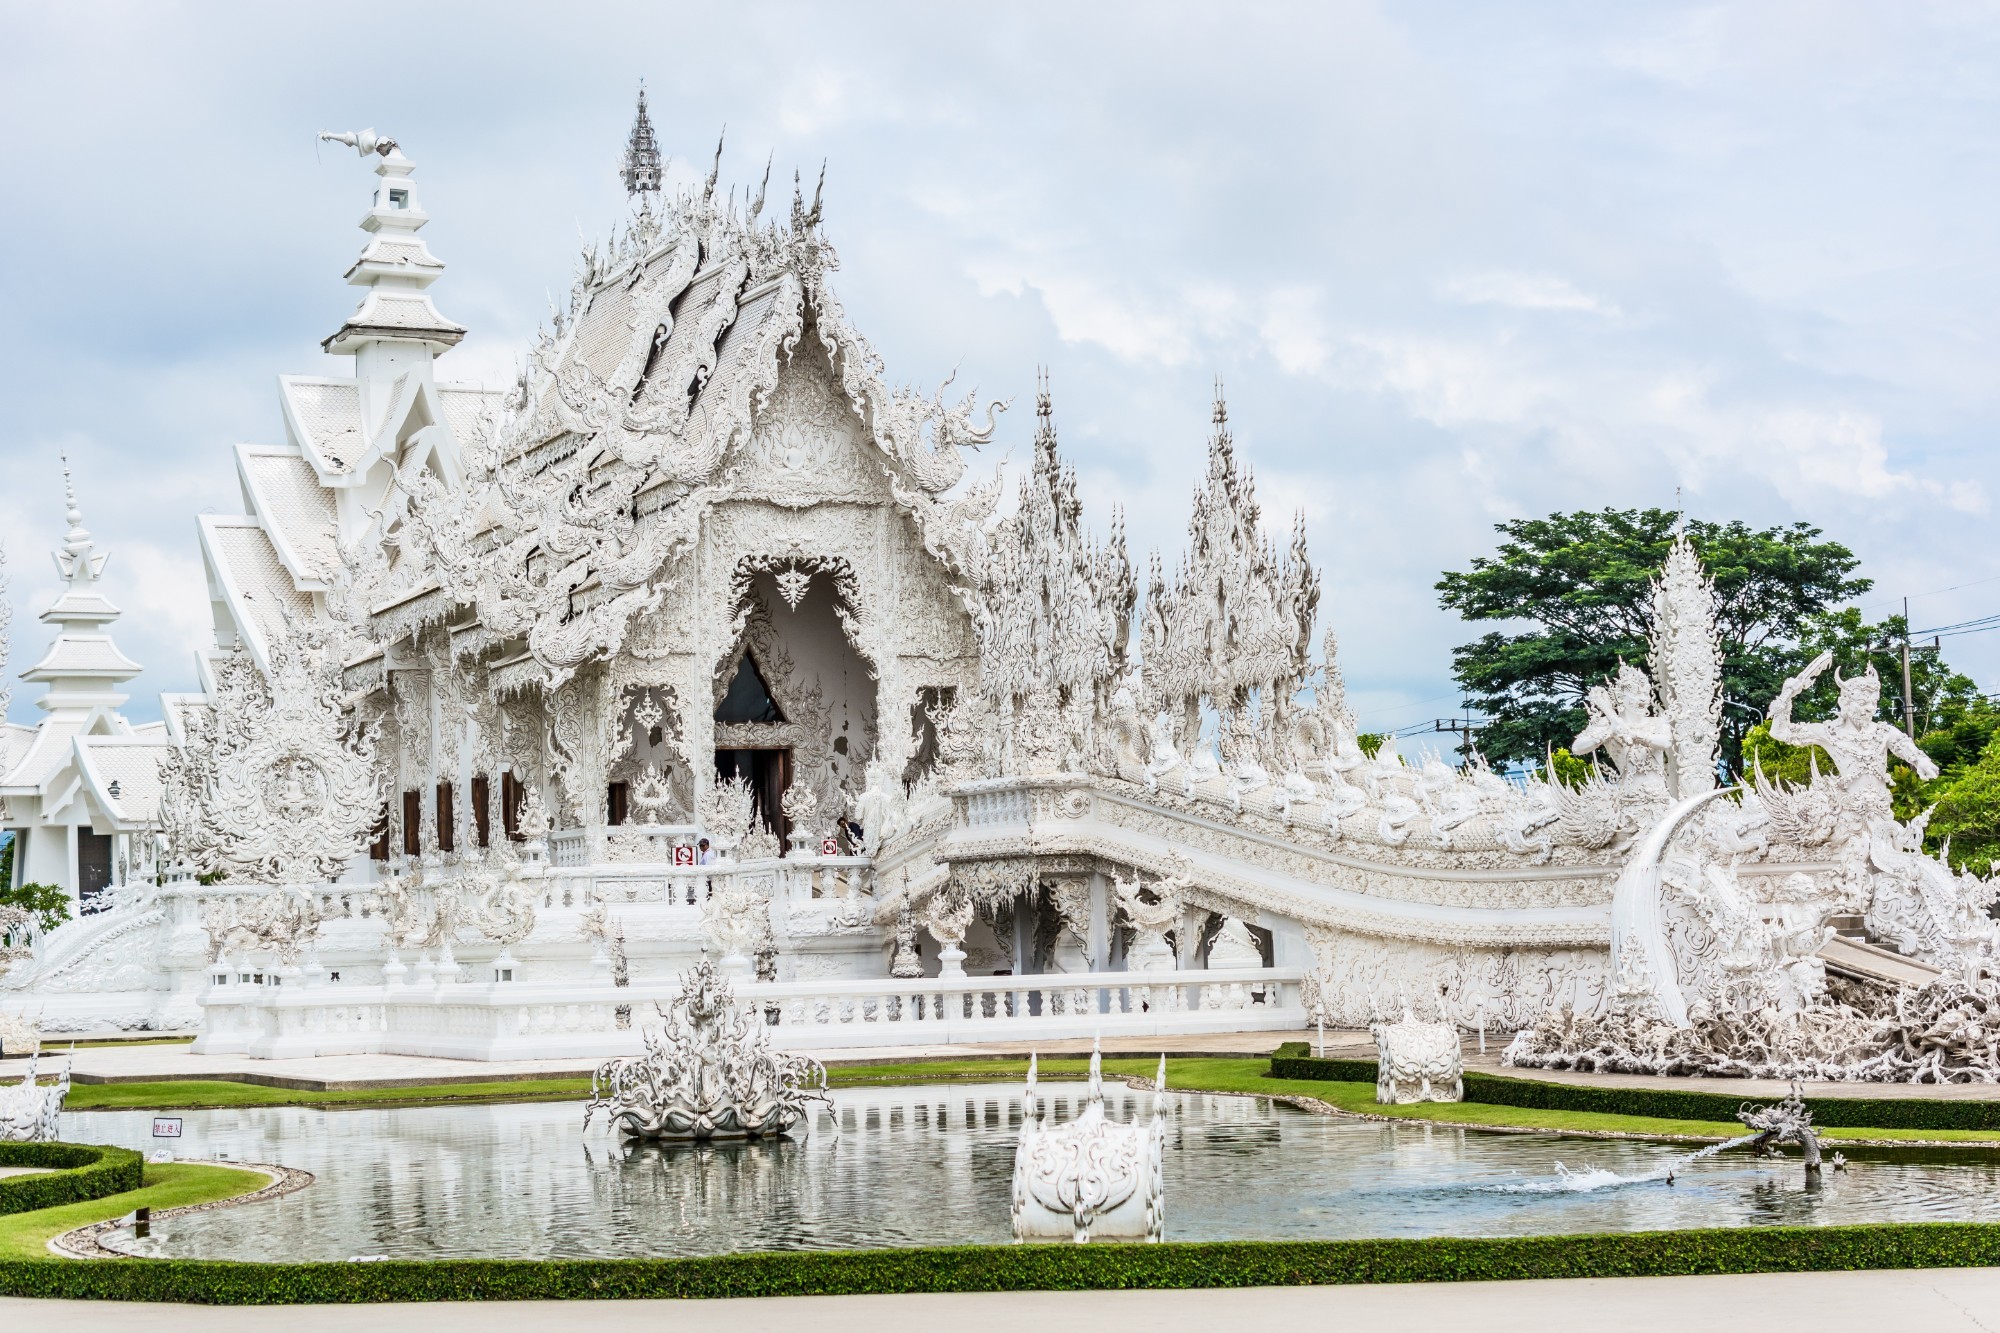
5,1226,2000,1301
0,881,68,936
0,1142,143,1216
1266,1055,2000,1132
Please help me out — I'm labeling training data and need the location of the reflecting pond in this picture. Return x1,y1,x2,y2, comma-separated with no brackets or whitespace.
70,1083,2000,1260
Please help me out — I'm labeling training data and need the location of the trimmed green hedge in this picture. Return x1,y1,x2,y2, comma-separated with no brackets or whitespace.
6,1224,2000,1301
1271,1054,1380,1084
1266,1053,2000,1132
0,1142,143,1216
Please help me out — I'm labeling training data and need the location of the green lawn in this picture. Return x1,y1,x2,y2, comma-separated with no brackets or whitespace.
0,1162,268,1260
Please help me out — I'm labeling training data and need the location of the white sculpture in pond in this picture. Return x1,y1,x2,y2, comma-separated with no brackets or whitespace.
1371,1007,1463,1104
582,961,828,1140
1011,1043,1166,1243
0,1051,69,1142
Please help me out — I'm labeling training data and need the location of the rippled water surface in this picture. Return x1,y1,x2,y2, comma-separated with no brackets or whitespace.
69,1085,2000,1260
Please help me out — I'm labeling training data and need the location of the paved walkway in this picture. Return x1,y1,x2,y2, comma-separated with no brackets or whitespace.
18,1028,2000,1102
7,1268,2000,1331
4,1030,1300,1091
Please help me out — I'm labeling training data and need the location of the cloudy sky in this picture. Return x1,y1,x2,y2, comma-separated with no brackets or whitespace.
3,2,1997,735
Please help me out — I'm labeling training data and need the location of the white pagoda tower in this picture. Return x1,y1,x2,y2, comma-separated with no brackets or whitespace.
0,460,171,908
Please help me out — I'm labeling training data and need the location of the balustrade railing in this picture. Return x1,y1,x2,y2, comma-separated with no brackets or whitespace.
195,965,1306,1060
150,847,872,923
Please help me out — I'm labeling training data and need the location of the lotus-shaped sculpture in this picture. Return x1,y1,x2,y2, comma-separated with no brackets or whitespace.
582,961,829,1141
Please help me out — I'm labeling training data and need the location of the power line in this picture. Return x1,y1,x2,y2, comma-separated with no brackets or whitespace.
1911,612,2000,639
1856,570,2000,614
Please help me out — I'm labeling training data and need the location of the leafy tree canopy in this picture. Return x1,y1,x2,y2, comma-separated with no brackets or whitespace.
1437,508,1875,771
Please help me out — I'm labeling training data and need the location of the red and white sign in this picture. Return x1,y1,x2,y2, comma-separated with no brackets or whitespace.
671,843,696,868
151,1117,183,1139
820,835,840,857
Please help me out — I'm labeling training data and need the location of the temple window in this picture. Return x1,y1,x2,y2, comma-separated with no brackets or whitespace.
501,772,522,841
471,775,491,848
436,783,455,853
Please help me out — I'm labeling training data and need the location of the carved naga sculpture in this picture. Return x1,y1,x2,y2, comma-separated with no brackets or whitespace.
0,1051,69,1142
1370,1006,1463,1104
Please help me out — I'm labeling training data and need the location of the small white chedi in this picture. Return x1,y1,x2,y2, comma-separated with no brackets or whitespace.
0,1052,69,1143
582,961,829,1140
1371,1007,1463,1104
1011,1043,1167,1243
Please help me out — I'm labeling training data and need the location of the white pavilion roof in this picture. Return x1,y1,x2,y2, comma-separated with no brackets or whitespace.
0,715,86,792
21,632,143,681
72,735,171,825
198,514,314,673
235,444,339,587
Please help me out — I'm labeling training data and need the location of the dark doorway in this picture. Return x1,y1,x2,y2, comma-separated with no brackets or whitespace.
714,748,794,851
77,828,113,905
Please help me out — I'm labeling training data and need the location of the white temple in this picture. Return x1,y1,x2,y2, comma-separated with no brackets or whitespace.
4,102,1997,1080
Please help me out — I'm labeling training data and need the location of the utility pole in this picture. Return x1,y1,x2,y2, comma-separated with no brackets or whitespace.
1433,717,1478,763
1902,596,1916,738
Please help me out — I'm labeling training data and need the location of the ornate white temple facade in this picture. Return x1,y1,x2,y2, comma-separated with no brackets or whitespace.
4,105,1996,1075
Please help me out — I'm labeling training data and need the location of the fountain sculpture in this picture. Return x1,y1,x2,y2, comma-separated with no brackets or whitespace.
1738,1086,1824,1178
582,961,829,1140
0,1051,69,1142
1011,1042,1167,1243
1372,1007,1464,1103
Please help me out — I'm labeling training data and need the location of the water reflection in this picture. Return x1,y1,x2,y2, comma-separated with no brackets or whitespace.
65,1084,2000,1261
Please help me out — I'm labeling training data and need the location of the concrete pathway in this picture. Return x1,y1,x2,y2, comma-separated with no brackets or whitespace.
17,1027,2000,1103
5,1029,1302,1092
7,1268,2000,1331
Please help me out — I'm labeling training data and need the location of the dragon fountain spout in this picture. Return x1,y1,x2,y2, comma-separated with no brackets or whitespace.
1737,1085,1823,1178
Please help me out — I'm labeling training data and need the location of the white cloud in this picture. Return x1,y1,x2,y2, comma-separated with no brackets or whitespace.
1440,271,1623,319
5,1,2000,721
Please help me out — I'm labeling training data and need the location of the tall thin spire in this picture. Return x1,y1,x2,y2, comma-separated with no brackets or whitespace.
621,86,663,197
55,450,94,578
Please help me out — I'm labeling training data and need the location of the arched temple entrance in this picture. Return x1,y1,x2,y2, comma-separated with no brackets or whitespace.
708,564,877,850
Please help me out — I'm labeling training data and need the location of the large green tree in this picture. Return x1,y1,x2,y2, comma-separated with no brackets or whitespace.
1437,508,1873,772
